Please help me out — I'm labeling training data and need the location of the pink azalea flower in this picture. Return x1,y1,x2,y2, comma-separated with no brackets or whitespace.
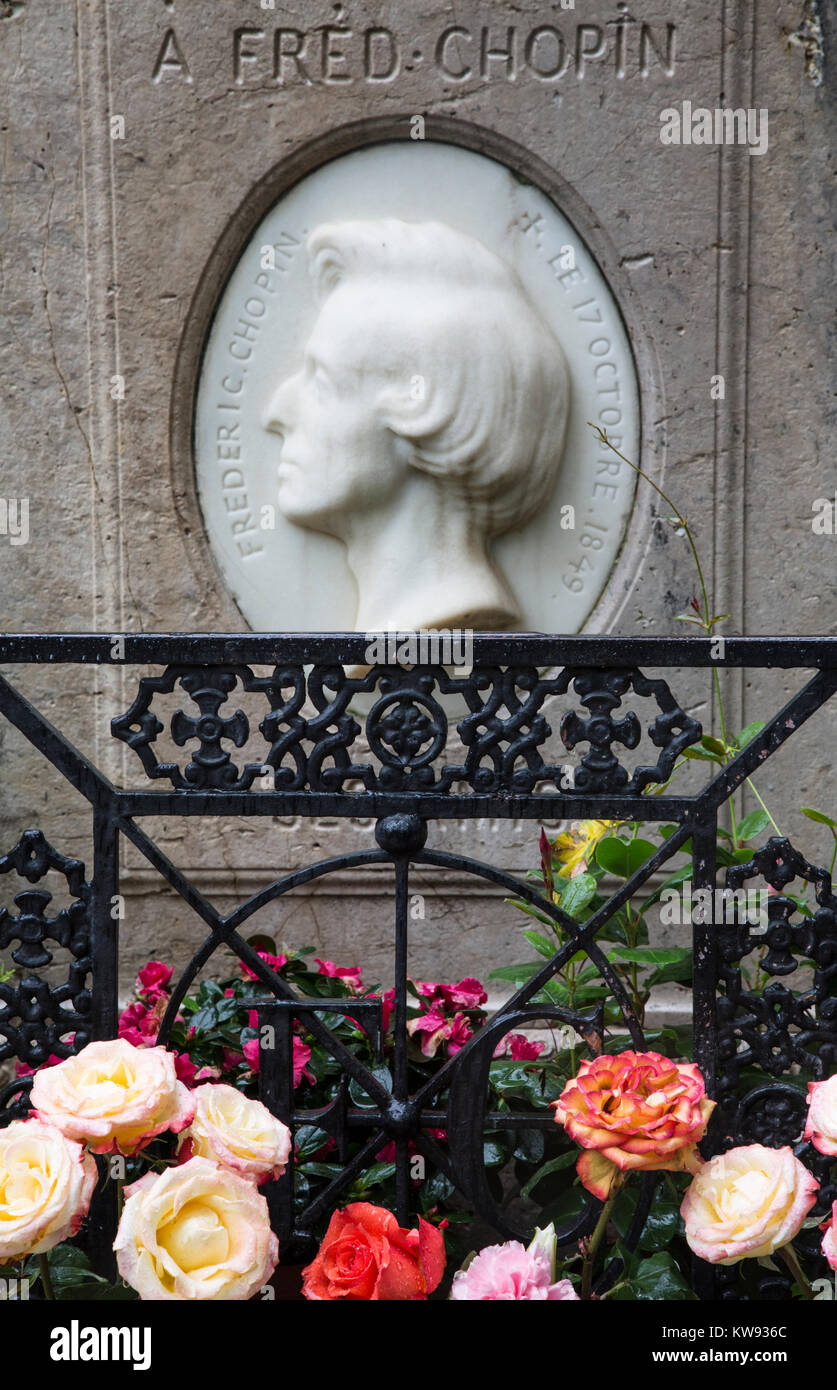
172,1051,199,1087
443,978,487,1010
118,1002,161,1048
450,1241,578,1301
315,959,364,994
136,960,173,1003
407,1008,473,1058
243,1034,313,1087
493,1033,547,1061
239,950,288,981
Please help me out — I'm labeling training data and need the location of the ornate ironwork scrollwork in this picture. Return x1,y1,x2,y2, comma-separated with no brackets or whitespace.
0,829,92,1080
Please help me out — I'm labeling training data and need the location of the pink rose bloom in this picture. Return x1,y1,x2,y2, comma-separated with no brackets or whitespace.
239,950,288,981
136,960,172,1003
494,1033,546,1061
243,1034,313,1087
821,1201,837,1270
804,1074,837,1157
408,1007,473,1058
450,1242,578,1301
315,959,364,993
681,1144,820,1264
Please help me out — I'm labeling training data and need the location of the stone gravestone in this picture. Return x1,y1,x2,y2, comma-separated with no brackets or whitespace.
0,0,834,995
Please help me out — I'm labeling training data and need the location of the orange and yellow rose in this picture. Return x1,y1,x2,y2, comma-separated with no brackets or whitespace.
553,1050,714,1198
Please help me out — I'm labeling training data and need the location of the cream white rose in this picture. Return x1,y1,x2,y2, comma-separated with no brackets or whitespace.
31,1038,195,1155
114,1156,279,1300
0,1118,96,1261
681,1143,819,1265
178,1083,291,1184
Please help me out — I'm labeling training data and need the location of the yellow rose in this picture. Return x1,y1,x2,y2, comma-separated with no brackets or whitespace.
177,1083,291,1183
0,1118,96,1262
681,1144,819,1265
31,1038,195,1155
114,1156,279,1300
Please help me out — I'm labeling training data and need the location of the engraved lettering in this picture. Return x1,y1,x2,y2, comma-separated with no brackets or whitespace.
640,22,676,77
480,27,516,79
153,28,192,83
575,24,606,78
364,26,399,81
523,26,568,80
274,29,311,84
234,28,264,83
436,26,472,79
322,26,352,83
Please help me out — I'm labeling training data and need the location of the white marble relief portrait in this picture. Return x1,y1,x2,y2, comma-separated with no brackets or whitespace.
262,220,570,633
193,141,640,635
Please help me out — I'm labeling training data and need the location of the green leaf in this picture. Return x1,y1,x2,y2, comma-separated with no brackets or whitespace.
293,1125,331,1159
682,745,722,763
57,1282,138,1301
519,1150,578,1200
701,735,727,756
737,808,770,841
505,898,558,929
512,1129,545,1165
245,934,277,955
354,1161,397,1190
483,1140,507,1168
609,946,690,966
736,720,765,748
488,962,543,984
523,930,558,959
348,1065,392,1109
420,1170,455,1211
802,807,837,829
557,873,597,918
608,1251,697,1301
595,837,630,878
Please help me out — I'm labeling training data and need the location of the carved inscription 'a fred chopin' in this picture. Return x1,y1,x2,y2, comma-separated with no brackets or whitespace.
152,15,677,87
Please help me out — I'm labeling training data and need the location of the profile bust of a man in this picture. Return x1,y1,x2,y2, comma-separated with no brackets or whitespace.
263,218,570,633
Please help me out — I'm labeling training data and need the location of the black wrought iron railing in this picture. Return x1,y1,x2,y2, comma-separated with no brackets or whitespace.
0,633,835,1299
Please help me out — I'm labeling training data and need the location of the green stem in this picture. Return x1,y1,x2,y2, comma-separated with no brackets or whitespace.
829,831,837,879
588,426,712,638
744,776,783,836
777,1241,814,1299
581,1176,623,1300
38,1252,54,1301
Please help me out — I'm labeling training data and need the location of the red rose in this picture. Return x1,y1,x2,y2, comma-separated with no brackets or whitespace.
302,1202,445,1301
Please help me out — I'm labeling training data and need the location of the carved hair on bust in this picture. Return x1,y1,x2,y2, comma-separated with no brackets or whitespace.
263,218,570,633
307,219,570,535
